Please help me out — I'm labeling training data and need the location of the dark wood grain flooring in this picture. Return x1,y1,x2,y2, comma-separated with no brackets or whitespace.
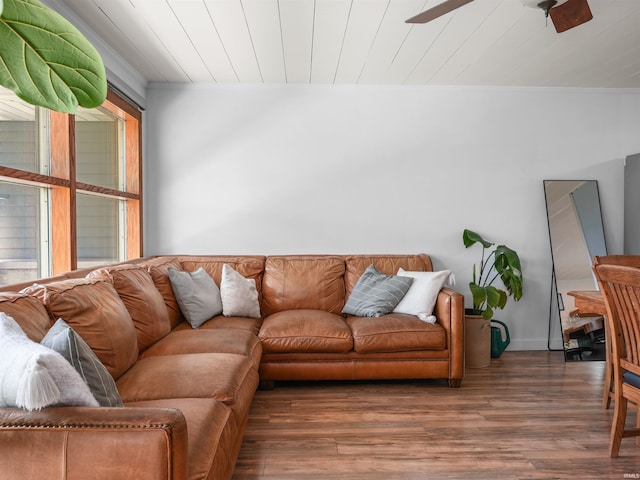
234,351,640,479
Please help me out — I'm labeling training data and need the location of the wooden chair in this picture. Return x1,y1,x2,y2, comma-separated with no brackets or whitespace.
594,255,640,268
593,255,640,409
593,263,640,457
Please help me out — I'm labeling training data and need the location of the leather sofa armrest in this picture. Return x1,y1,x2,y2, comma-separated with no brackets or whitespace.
0,406,188,480
434,287,465,386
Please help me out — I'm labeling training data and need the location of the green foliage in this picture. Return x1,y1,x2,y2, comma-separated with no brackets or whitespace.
463,229,523,320
0,0,106,113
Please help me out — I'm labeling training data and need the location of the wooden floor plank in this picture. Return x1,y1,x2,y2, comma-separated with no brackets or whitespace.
234,351,640,479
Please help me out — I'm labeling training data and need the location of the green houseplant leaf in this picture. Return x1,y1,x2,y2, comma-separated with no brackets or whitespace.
463,229,523,320
0,0,107,113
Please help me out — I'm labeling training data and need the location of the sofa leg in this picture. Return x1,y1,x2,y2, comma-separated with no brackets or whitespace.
260,380,275,391
448,378,462,388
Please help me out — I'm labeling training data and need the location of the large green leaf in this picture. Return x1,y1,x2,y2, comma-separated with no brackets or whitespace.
469,283,508,320
494,245,523,301
0,0,106,113
463,229,493,249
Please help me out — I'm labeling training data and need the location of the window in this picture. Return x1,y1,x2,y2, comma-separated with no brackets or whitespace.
0,182,48,284
0,87,142,286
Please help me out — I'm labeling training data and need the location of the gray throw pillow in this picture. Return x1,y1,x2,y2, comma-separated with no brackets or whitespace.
168,267,223,328
42,318,123,407
342,264,414,317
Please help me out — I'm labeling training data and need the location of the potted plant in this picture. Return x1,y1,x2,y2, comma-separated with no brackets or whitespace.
462,229,523,367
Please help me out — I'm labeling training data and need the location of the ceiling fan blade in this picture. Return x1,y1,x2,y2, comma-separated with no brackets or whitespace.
549,0,593,33
406,0,474,24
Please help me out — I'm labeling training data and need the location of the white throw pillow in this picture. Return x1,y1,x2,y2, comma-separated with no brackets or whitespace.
0,313,99,411
392,269,455,322
220,264,261,318
168,267,223,328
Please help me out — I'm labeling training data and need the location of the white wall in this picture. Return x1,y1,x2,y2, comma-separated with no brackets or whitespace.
144,83,640,350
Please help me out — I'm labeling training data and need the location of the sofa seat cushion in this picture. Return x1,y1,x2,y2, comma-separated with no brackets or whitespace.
346,314,446,353
259,310,353,354
116,352,257,405
125,397,234,480
172,315,262,335
139,328,262,368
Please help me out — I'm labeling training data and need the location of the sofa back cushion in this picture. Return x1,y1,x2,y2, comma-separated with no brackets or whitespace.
141,257,184,329
88,265,172,351
262,255,346,316
22,278,138,379
344,254,433,298
0,292,51,342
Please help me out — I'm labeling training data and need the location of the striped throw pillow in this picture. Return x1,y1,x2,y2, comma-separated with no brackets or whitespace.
342,265,413,317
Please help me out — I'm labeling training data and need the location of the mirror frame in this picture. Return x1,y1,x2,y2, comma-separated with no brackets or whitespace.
543,180,608,362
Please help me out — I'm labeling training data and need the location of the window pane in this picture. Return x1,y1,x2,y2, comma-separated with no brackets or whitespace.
0,87,47,174
0,182,47,285
75,107,123,190
77,194,124,269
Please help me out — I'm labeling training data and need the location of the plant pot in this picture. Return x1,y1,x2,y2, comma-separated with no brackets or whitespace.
465,312,491,368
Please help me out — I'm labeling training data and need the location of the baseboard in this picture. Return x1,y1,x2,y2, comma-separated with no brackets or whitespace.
506,338,557,351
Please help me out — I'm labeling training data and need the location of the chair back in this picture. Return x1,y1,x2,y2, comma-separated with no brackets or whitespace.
594,255,640,268
593,264,640,376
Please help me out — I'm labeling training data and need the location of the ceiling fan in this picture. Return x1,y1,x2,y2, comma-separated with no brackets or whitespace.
406,0,593,33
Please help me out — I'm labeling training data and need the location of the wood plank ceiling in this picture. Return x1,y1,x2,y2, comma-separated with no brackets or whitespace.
53,0,640,88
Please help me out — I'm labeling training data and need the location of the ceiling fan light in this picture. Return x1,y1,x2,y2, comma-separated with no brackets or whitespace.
521,0,568,11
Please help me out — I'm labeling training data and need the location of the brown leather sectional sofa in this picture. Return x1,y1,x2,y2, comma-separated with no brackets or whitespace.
0,254,464,480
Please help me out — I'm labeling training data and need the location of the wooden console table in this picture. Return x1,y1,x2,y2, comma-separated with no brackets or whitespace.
567,290,613,409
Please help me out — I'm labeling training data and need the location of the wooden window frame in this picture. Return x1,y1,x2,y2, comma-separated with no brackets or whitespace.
0,87,143,277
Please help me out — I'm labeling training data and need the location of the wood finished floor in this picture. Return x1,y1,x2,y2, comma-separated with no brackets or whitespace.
233,351,640,480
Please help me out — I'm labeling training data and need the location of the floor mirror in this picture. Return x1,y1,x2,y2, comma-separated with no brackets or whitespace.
543,180,607,361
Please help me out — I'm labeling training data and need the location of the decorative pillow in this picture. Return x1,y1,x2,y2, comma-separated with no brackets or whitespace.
168,267,223,328
342,264,413,318
393,269,455,322
220,264,261,318
41,319,123,407
0,313,98,411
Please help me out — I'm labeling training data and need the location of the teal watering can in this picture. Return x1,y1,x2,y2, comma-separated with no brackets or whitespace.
490,320,510,358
